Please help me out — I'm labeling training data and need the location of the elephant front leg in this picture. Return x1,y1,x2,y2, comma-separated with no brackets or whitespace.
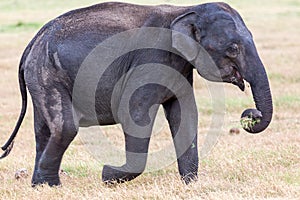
102,104,159,184
163,96,199,184
102,133,150,183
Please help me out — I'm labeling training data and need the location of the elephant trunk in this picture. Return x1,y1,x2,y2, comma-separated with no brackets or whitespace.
241,49,273,133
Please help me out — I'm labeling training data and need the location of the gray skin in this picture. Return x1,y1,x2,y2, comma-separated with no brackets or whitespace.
1,2,272,186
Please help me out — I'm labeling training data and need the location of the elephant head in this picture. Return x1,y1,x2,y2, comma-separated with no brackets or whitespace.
171,2,273,133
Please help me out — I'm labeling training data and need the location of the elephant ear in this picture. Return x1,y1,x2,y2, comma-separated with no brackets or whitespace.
171,12,201,61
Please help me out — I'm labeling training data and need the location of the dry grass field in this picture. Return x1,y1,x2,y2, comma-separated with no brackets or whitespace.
0,0,299,199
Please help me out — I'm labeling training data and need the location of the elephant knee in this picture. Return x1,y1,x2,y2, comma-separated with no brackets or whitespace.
49,120,78,142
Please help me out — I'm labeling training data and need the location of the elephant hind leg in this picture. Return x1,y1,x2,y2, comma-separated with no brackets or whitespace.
30,87,79,187
31,105,51,186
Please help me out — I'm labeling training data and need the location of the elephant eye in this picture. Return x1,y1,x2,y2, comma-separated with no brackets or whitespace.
226,43,239,58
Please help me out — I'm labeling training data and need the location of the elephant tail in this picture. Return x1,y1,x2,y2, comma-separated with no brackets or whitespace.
0,47,30,159
0,20,56,159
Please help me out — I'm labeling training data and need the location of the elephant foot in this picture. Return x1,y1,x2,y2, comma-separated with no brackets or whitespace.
102,165,142,184
31,171,61,187
181,172,198,185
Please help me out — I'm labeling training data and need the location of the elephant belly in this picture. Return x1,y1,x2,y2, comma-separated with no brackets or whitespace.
78,114,117,127
74,85,119,127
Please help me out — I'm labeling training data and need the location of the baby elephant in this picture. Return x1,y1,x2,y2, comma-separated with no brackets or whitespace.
1,2,272,186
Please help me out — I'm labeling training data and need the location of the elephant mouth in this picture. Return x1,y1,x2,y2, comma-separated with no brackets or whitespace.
196,65,245,91
230,69,245,91
221,66,245,91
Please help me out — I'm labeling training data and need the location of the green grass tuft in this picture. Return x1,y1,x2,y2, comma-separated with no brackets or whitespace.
62,163,90,178
0,21,42,33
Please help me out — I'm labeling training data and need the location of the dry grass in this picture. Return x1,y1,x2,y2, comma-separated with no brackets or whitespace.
0,0,300,199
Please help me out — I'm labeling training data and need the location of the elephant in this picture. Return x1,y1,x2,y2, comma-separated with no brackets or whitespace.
0,2,272,186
